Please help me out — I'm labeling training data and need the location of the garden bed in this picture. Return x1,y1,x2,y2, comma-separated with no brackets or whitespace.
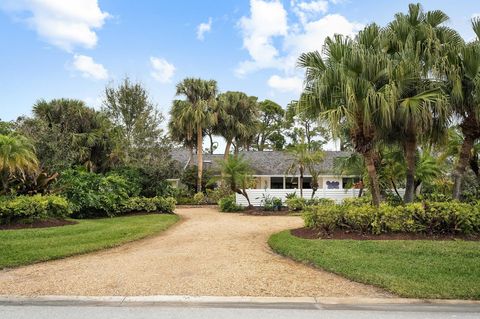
0,219,77,230
291,227,480,241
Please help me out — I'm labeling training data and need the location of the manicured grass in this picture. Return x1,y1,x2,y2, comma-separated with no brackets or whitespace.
268,230,480,299
0,214,179,269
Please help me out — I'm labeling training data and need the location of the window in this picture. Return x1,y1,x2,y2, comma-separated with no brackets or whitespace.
270,177,283,189
285,177,298,189
302,177,312,189
342,177,361,188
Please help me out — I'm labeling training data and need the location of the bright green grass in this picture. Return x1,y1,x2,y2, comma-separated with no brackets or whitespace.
0,214,179,269
269,230,480,299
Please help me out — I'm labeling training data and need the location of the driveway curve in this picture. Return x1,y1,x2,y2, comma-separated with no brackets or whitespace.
0,207,390,297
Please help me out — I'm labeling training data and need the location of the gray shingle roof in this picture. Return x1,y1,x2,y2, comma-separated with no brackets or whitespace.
171,148,352,175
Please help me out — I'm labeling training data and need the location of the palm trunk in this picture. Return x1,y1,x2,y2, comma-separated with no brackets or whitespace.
299,167,304,198
364,150,381,207
403,134,417,203
453,135,475,199
224,140,232,160
208,133,214,154
187,145,194,168
196,124,203,193
391,179,401,199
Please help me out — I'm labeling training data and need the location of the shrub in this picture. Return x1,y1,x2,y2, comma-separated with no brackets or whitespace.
307,198,335,206
193,192,205,205
303,201,480,236
206,186,232,204
0,194,71,224
121,196,176,214
219,195,244,212
285,197,307,211
260,194,282,211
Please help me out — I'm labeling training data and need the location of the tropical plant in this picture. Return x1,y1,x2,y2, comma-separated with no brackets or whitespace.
0,134,39,193
298,25,394,206
255,99,285,151
174,78,218,192
216,91,259,159
220,155,253,207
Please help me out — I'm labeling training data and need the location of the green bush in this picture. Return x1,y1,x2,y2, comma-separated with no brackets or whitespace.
0,194,71,224
307,198,336,206
121,196,176,214
206,186,232,204
219,195,244,212
193,192,205,204
285,197,307,211
303,201,480,236
261,194,282,211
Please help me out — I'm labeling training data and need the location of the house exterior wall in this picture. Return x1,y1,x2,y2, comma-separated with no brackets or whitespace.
251,175,344,190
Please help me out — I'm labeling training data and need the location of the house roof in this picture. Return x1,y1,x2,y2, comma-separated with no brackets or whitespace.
171,148,352,175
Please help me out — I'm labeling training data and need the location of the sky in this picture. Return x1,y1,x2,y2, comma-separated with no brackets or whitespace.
0,0,479,125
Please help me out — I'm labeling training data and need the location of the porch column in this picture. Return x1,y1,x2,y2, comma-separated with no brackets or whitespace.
283,176,286,189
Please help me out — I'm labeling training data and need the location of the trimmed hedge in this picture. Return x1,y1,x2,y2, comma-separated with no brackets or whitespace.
121,196,176,214
303,201,480,236
0,195,71,224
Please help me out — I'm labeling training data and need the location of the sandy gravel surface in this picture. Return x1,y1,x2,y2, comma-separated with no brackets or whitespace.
0,207,390,297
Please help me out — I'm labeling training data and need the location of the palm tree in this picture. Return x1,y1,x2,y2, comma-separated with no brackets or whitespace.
168,100,196,167
285,136,324,198
216,92,259,159
175,78,218,192
383,3,455,202
220,155,253,206
0,134,39,193
298,25,394,206
442,19,480,199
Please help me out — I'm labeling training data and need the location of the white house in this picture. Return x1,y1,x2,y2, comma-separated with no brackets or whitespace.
171,149,363,205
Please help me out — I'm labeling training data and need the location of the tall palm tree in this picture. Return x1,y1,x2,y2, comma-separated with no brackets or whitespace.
168,100,196,167
175,78,218,192
383,3,455,202
442,19,480,199
298,25,394,206
216,91,259,159
0,134,39,193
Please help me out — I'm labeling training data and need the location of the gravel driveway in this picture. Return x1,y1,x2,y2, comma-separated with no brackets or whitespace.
0,207,390,297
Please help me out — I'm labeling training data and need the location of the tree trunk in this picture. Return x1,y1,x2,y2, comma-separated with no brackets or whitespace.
391,179,401,199
224,140,232,160
196,124,203,193
187,145,194,168
208,133,214,154
453,135,475,199
299,167,304,198
403,134,417,203
364,150,381,207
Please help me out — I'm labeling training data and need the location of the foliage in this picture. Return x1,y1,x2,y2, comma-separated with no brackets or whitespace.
0,194,71,224
220,155,253,206
0,134,39,194
205,186,232,204
303,201,480,236
255,99,285,151
180,165,215,194
17,99,120,173
260,194,282,211
269,231,480,299
218,195,244,212
193,192,205,204
0,214,178,269
121,196,176,214
285,196,307,211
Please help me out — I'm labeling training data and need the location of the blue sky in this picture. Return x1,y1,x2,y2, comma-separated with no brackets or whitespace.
0,0,479,122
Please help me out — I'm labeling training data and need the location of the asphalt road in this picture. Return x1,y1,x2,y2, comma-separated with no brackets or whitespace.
1,302,480,319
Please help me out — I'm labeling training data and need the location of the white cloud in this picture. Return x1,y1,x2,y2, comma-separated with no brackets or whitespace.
1,0,110,51
267,75,303,93
236,0,363,93
72,54,108,80
236,0,288,76
150,57,176,83
291,0,329,25
197,17,212,41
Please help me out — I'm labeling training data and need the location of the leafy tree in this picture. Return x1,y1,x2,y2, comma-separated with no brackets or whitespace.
103,78,166,163
17,99,119,173
216,91,258,159
175,78,218,192
220,155,253,207
0,134,38,193
255,100,285,151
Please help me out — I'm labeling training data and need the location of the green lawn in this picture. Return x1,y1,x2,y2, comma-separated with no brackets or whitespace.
0,214,179,269
269,230,480,299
